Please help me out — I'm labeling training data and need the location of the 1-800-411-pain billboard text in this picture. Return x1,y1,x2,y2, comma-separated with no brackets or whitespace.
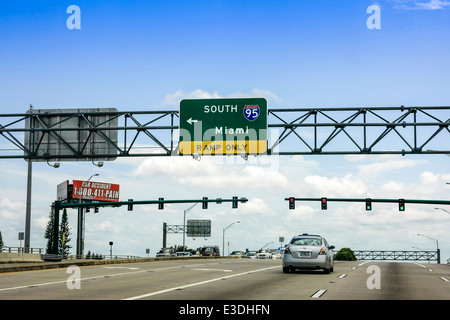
72,180,120,202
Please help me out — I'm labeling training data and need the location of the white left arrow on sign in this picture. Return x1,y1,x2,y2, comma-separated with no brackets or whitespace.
187,118,198,125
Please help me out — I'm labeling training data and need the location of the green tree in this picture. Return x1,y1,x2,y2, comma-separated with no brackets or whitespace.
335,247,357,261
59,209,72,259
44,208,55,254
0,231,4,249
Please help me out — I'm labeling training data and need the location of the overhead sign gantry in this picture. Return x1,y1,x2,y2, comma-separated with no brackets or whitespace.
1,103,448,251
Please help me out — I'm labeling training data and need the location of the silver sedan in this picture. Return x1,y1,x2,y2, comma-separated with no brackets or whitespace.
282,234,335,274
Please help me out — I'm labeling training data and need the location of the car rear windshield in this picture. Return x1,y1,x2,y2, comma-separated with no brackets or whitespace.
291,237,322,246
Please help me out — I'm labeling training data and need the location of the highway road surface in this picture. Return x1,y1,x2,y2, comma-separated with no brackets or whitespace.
0,258,448,302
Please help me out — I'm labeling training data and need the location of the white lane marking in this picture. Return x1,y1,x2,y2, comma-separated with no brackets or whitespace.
414,263,433,272
358,262,368,266
0,263,215,292
440,277,449,282
102,266,140,270
311,289,327,298
123,265,280,300
192,268,233,272
0,269,148,292
338,274,347,279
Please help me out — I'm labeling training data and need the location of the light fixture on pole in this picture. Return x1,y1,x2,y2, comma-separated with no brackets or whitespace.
222,221,240,257
417,233,440,264
435,208,450,214
47,160,60,168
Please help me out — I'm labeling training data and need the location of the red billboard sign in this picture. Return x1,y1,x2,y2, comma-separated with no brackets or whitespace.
72,180,120,202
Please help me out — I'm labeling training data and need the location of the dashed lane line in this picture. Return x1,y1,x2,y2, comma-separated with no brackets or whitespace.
310,289,327,299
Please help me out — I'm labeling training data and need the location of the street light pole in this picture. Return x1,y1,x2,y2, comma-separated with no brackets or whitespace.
222,221,240,257
183,202,198,248
76,173,99,258
417,233,440,264
261,241,273,250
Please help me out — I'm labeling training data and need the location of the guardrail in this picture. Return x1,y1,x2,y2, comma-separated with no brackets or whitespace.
0,246,43,254
66,254,141,260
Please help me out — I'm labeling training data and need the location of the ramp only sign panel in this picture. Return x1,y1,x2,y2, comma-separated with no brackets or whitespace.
179,98,268,155
72,180,120,202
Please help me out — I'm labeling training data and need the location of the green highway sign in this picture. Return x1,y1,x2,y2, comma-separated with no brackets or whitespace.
179,98,268,155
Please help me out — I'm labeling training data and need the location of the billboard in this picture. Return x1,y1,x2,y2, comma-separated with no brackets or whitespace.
72,180,120,202
57,180,69,201
24,108,118,162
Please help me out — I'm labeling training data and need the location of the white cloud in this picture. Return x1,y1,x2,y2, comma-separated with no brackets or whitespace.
416,0,450,9
132,156,288,190
163,88,281,107
0,198,25,220
228,88,282,105
164,89,222,106
304,174,367,197
238,197,272,216
357,158,426,177
392,0,450,10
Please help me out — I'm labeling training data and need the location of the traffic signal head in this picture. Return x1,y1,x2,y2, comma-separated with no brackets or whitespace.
158,197,164,210
202,197,208,209
365,198,372,211
232,196,238,209
289,197,295,210
128,199,133,211
399,198,405,211
321,197,327,210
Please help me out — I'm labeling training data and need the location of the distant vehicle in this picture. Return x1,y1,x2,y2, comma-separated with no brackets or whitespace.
156,248,176,257
230,251,245,257
270,250,282,259
245,251,257,259
200,245,220,257
256,249,272,259
176,251,192,257
282,233,335,274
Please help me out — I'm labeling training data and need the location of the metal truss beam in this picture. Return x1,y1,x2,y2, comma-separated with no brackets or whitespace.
354,250,438,262
0,106,449,160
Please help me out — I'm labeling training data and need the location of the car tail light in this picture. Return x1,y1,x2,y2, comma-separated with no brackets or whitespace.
319,248,326,255
284,247,291,254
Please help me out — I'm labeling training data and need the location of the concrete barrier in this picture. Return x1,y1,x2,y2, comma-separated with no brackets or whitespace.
0,252,43,263
0,255,240,273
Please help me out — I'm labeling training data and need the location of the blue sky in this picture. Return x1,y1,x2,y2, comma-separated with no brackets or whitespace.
1,0,450,109
0,1,449,263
